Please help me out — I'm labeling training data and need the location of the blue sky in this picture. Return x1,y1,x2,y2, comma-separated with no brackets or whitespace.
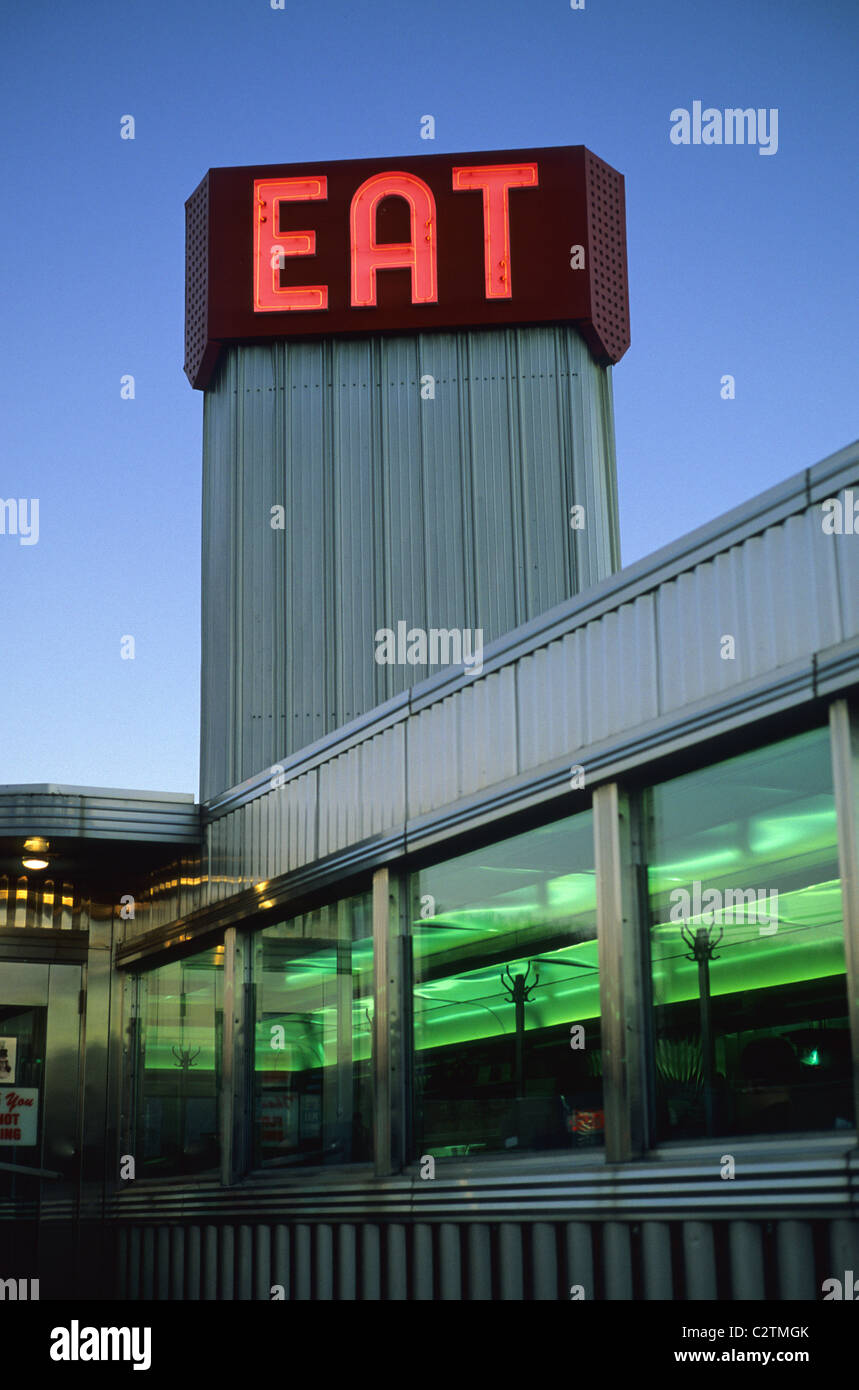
1,0,856,795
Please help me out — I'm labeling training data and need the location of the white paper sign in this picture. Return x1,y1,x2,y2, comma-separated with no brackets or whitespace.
0,1087,38,1145
0,1038,17,1085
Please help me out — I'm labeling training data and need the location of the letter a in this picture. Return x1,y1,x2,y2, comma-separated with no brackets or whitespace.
351,172,437,305
821,498,841,535
669,108,691,145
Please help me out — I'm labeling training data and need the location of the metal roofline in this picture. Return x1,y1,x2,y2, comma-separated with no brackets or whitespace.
204,437,859,818
0,784,194,801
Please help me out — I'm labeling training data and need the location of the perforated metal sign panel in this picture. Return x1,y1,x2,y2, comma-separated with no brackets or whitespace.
184,145,630,389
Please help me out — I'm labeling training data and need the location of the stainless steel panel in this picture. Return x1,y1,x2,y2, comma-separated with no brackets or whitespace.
171,1227,184,1301
220,1224,235,1300
386,1224,407,1300
0,788,198,843
337,1224,357,1301
829,699,859,1128
361,1223,381,1300
221,927,250,1184
413,1224,433,1300
254,1225,270,1300
442,1228,461,1301
295,1224,311,1300
372,868,393,1176
44,963,82,1190
828,1218,859,1286
466,1224,489,1300
117,1228,128,1299
187,1225,202,1301
641,1221,673,1299
200,327,620,801
157,1225,169,1300
565,1222,594,1300
237,1225,253,1300
499,1224,524,1300
594,784,647,1160
0,963,49,1003
129,1226,141,1299
603,1222,633,1299
142,1225,155,1299
776,1221,815,1300
683,1222,717,1300
273,1225,289,1301
204,1225,218,1300
316,1224,334,1300
106,1210,859,1300
531,1223,558,1300
729,1221,765,1300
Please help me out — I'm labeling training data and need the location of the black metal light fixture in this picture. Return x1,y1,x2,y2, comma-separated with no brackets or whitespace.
679,920,724,1135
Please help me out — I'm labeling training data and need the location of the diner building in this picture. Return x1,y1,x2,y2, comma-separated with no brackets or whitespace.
1,144,857,1301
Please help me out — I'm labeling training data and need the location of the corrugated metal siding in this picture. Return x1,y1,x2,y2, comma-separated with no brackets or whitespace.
200,327,620,800
108,1214,859,1301
657,512,842,713
0,874,92,931
194,444,859,907
0,789,198,842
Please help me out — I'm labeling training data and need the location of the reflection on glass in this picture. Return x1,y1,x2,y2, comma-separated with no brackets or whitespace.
412,813,600,1157
253,893,373,1167
647,726,853,1140
135,945,224,1176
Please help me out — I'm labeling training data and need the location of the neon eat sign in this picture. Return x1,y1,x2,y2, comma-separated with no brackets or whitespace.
253,164,539,313
184,146,630,390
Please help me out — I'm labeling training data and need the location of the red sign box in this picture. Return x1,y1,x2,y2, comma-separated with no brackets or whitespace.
185,145,629,390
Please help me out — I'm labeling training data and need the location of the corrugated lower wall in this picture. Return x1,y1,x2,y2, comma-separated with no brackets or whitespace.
110,1216,859,1301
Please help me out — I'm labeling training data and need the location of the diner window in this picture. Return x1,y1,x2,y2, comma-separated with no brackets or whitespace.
133,945,224,1176
411,812,600,1158
646,725,853,1141
253,892,373,1167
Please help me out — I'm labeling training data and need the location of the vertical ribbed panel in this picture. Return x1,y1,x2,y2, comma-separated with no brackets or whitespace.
603,1222,633,1299
565,1222,594,1299
187,1225,202,1300
361,1224,381,1300
729,1221,765,1300
117,1215,859,1301
200,326,619,800
412,1225,434,1300
683,1222,718,1300
498,1224,524,1299
642,1221,673,1299
438,1223,464,1299
776,1220,816,1300
273,1225,289,1300
337,1224,357,1301
465,1225,490,1300
0,874,94,931
658,513,841,713
532,1223,559,1300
